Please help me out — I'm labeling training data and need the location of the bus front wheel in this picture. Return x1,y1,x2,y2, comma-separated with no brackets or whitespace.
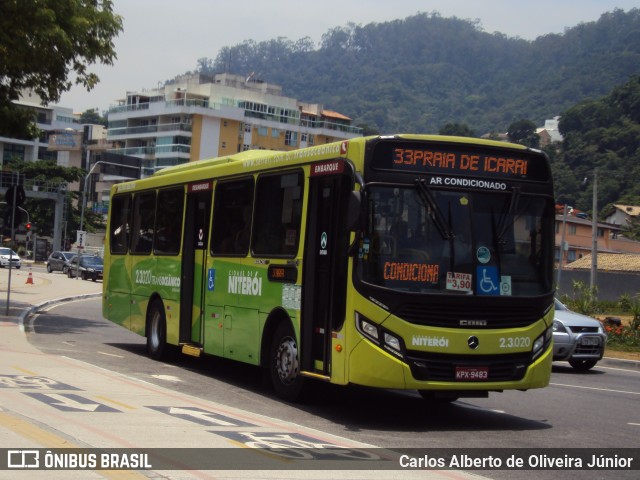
147,301,167,360
269,322,305,402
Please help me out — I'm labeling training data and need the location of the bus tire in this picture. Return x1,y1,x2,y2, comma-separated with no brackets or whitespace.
146,300,168,360
269,322,305,402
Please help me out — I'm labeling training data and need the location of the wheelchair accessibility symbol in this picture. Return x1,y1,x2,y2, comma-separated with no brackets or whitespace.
207,268,216,291
477,266,499,295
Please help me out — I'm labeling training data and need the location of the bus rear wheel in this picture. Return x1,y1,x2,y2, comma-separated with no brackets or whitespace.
147,300,168,360
269,322,305,402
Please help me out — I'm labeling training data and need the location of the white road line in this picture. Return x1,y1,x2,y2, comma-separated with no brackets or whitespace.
597,365,640,374
98,351,124,358
551,382,640,396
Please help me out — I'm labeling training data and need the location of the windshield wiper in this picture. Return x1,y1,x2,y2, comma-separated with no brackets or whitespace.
415,179,454,241
496,187,521,244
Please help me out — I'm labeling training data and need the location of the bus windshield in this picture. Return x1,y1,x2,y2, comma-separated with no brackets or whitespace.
359,184,552,297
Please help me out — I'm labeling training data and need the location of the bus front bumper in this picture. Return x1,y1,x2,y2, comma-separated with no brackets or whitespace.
348,338,552,392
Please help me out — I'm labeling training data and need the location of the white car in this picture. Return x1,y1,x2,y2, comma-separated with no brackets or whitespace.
0,247,22,269
553,299,607,370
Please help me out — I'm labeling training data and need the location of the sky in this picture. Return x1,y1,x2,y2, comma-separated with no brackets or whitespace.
59,0,639,113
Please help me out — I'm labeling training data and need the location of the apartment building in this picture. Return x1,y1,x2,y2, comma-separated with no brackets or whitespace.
107,73,363,176
0,93,83,172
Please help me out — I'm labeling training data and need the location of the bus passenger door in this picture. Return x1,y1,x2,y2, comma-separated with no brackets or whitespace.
301,172,351,376
180,186,212,347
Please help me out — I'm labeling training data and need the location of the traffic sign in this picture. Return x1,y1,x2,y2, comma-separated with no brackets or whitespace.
77,230,86,247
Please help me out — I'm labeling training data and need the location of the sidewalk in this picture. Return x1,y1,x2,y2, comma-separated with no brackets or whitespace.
0,266,482,480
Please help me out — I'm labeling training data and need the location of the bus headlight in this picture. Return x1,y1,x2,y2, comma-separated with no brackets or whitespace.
355,313,404,359
532,326,553,360
383,332,403,358
384,332,401,352
356,313,379,342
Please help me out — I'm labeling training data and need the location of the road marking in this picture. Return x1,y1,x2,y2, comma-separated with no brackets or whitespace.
597,365,640,374
628,423,640,426
95,395,136,410
11,366,39,376
551,382,640,396
98,351,124,358
151,374,182,382
24,392,121,412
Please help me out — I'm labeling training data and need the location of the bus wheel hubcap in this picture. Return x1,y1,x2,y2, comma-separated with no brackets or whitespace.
150,315,160,349
275,337,299,385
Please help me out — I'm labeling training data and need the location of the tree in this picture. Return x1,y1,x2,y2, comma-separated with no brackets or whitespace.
4,159,105,238
507,119,539,148
80,108,107,127
0,0,123,136
439,123,475,137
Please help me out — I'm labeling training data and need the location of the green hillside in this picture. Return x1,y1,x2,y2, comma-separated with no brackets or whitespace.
188,9,640,217
194,9,640,136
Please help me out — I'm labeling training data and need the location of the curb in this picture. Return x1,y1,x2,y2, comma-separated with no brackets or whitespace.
17,292,103,332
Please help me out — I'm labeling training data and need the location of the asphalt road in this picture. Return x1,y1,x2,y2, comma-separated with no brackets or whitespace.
24,297,640,480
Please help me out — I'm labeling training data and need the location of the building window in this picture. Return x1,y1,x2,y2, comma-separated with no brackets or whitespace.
569,225,577,235
2,144,25,162
221,142,226,149
285,131,298,146
271,129,280,138
258,127,268,136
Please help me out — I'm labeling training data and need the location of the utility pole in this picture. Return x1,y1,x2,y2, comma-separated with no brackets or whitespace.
590,169,598,293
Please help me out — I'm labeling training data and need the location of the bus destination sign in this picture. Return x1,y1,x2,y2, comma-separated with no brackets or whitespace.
371,141,550,181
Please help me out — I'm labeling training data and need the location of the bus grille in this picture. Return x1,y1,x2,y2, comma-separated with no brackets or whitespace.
394,303,539,329
405,351,532,382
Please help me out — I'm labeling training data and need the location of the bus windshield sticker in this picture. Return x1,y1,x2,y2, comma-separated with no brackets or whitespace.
282,284,301,310
446,272,472,292
477,266,499,295
476,246,491,264
500,276,512,296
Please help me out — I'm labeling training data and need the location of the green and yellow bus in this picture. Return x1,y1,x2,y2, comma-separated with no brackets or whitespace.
103,134,555,402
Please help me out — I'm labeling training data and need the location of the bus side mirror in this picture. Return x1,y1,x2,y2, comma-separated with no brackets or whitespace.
346,191,362,232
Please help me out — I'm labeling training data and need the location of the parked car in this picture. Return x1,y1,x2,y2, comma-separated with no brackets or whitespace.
67,255,104,281
46,251,77,274
553,298,607,370
0,247,21,269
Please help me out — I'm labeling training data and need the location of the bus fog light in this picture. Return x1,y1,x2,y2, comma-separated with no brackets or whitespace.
384,332,401,352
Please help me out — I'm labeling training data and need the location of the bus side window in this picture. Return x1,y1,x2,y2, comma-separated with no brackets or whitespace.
110,194,131,254
154,187,184,255
130,191,156,255
252,171,303,257
211,178,254,256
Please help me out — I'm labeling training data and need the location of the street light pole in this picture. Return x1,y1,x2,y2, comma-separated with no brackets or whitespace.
590,169,598,293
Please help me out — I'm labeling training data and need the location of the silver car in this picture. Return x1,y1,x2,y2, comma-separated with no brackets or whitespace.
553,299,607,370
46,251,77,274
